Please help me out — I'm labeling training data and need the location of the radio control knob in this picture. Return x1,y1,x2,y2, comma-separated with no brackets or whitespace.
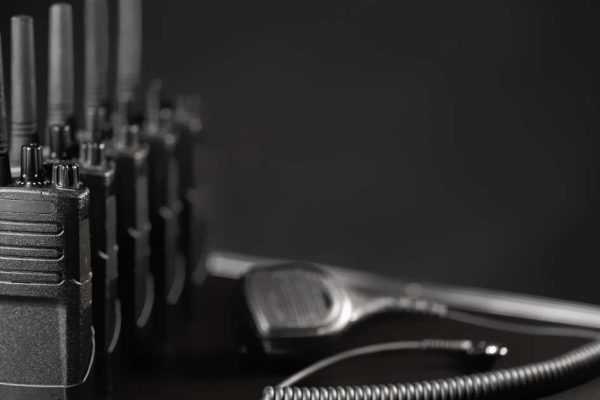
79,141,106,167
20,143,45,185
48,124,71,160
52,162,79,189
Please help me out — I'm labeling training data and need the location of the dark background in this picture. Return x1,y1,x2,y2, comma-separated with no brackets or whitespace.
2,0,600,303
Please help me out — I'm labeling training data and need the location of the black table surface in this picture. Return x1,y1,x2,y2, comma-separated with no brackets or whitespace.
115,276,600,400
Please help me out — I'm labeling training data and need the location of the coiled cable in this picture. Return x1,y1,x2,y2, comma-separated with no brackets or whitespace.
278,339,508,388
263,341,600,399
262,309,600,399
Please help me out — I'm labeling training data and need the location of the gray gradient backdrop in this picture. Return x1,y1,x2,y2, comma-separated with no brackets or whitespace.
2,0,600,303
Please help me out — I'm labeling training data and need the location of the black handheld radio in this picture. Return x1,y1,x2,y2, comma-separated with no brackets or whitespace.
80,0,122,392
174,95,209,308
0,18,94,399
113,0,155,352
43,2,122,394
145,81,187,341
79,140,120,393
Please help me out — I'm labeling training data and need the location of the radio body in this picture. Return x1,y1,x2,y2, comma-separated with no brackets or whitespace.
0,146,94,399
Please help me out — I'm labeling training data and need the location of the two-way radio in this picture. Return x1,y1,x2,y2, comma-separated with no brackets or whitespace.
80,0,122,393
112,0,155,354
0,19,94,399
145,80,187,343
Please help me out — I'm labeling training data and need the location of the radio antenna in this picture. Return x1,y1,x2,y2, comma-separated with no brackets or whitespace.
85,0,109,138
0,34,10,184
116,0,142,109
47,3,74,129
10,15,38,171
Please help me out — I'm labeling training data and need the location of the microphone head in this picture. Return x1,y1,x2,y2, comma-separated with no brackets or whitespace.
242,262,352,354
47,3,75,127
10,15,38,170
84,0,109,114
116,0,142,106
